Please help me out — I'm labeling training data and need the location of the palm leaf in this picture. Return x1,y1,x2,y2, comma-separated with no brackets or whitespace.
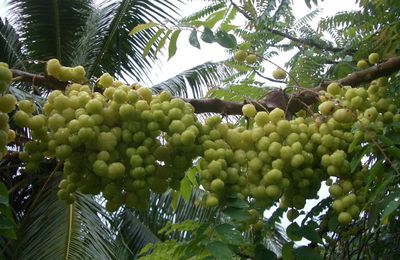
8,0,92,65
75,0,181,81
115,189,213,257
151,61,233,98
16,177,116,260
0,18,27,70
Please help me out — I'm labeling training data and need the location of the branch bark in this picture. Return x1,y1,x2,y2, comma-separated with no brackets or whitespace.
318,56,400,90
10,55,400,115
12,69,67,90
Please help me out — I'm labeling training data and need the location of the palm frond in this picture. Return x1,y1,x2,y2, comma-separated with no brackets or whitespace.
151,61,233,98
8,0,92,65
0,18,27,70
79,0,181,82
16,178,116,260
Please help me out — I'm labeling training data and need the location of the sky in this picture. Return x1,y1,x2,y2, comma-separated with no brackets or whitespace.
0,0,360,242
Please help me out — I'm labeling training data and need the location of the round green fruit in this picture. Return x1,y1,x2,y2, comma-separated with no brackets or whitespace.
338,212,352,225
357,60,368,70
242,104,257,118
245,54,257,64
234,50,247,62
272,68,286,80
368,53,379,65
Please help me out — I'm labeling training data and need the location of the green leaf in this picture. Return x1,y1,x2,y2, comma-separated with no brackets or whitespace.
299,225,322,244
143,28,164,58
378,135,393,146
186,167,198,186
387,146,400,159
215,31,236,48
328,214,339,231
294,246,322,260
385,131,400,144
215,224,243,246
201,27,215,43
254,244,277,260
282,242,295,260
171,190,180,212
155,30,172,56
223,207,251,221
286,222,302,241
382,197,400,220
225,197,248,209
168,30,181,60
350,145,370,173
189,30,201,49
129,22,158,36
204,8,227,29
365,159,384,192
206,241,233,259
180,176,193,203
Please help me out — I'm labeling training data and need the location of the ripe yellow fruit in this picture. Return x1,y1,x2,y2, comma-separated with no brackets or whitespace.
368,53,379,64
272,68,286,80
327,82,341,95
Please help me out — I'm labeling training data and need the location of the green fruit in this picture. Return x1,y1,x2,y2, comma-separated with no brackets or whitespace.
272,68,286,79
368,53,379,64
46,59,62,77
108,162,126,179
0,94,17,113
205,194,219,207
98,73,114,88
333,108,353,123
245,54,257,64
329,184,343,198
242,104,257,118
338,212,352,225
254,111,269,126
319,101,335,115
234,50,247,62
286,208,299,221
269,108,285,123
327,82,341,95
357,60,368,70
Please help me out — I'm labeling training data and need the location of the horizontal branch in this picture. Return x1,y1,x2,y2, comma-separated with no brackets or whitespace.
318,56,400,90
9,55,400,116
12,69,67,90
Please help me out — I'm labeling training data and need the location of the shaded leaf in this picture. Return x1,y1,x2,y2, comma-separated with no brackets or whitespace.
201,27,215,43
206,241,233,259
189,30,201,49
215,224,243,246
215,31,237,48
168,30,181,60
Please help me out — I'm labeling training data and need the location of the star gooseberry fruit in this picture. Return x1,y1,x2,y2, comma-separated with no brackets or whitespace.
368,53,379,65
234,50,247,62
245,54,257,64
272,68,286,80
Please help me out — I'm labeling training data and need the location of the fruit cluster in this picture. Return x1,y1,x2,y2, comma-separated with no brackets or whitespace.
199,77,398,225
2,54,399,224
46,59,86,83
15,59,202,211
0,63,16,158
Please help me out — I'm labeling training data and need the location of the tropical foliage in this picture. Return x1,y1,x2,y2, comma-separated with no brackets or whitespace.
1,0,400,259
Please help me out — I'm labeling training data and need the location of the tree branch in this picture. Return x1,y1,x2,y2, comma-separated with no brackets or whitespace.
9,56,400,116
11,69,68,90
318,56,400,90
